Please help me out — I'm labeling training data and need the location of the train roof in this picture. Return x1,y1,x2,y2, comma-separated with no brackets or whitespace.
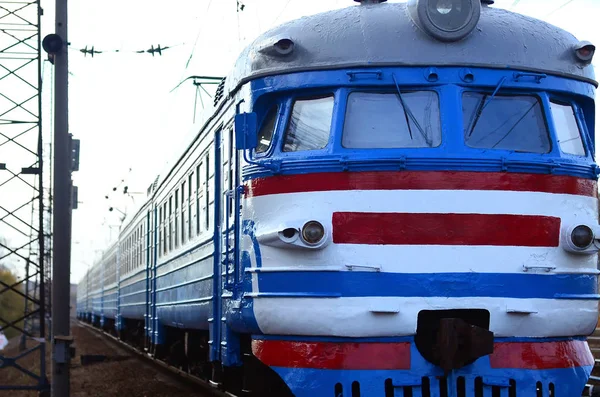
225,1,597,93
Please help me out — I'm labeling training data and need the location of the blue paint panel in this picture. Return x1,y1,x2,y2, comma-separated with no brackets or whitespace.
120,278,147,320
156,302,211,330
103,291,118,319
255,272,598,299
153,258,213,329
91,295,102,317
225,249,262,335
243,67,598,181
155,261,212,292
267,339,592,397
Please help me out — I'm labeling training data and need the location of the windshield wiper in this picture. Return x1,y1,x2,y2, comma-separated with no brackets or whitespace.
466,76,507,137
392,74,430,145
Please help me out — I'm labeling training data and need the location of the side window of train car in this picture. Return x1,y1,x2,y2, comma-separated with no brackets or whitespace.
549,100,586,156
181,181,187,245
256,105,279,154
462,92,550,153
205,153,210,231
343,91,441,148
188,172,194,240
196,164,202,236
162,202,167,256
158,206,162,258
169,196,173,252
174,189,179,248
283,96,334,152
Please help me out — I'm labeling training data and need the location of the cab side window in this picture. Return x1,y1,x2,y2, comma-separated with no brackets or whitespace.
550,101,586,156
283,96,334,152
256,105,278,154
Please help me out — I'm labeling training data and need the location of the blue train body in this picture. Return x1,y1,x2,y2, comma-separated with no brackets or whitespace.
77,1,599,395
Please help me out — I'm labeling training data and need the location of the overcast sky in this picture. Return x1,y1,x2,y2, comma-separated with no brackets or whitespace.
47,0,600,283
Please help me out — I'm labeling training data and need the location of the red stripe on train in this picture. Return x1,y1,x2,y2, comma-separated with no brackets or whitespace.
246,171,597,197
252,340,593,370
490,340,594,370
251,340,411,370
332,213,561,247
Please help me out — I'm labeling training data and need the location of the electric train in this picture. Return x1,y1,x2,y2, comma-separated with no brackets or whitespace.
78,0,599,395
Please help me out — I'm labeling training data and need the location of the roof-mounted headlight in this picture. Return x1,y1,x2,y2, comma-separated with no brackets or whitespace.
408,0,481,42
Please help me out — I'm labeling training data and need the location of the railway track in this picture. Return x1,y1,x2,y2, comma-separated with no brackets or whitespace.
79,321,600,397
77,321,234,397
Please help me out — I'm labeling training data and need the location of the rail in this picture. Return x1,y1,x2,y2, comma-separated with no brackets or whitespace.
77,321,235,397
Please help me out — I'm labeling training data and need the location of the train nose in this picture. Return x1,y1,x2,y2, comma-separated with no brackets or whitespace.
415,309,494,374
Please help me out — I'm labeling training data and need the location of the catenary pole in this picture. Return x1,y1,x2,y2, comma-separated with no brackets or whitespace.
51,0,72,393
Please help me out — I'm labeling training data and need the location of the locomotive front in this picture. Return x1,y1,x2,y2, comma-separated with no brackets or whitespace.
231,0,599,395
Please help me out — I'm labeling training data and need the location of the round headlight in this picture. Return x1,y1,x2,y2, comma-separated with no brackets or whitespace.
571,225,594,249
408,0,481,42
301,221,325,245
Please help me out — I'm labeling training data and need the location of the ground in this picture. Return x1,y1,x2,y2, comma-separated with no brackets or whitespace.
0,322,206,397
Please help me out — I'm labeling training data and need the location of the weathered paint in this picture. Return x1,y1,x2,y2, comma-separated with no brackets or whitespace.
246,171,599,198
226,2,597,96
253,338,593,371
251,296,598,338
332,212,561,247
252,339,411,370
490,340,594,369
254,338,593,397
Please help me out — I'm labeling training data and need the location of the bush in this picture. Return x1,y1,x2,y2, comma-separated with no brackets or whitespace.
0,265,25,340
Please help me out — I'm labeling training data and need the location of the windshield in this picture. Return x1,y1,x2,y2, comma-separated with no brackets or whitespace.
283,96,334,152
256,105,278,154
342,91,441,148
462,92,550,153
549,101,585,156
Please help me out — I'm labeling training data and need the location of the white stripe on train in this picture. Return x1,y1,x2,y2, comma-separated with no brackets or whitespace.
246,189,597,218
251,296,598,338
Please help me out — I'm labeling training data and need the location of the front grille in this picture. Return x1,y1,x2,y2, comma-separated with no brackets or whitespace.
333,377,557,396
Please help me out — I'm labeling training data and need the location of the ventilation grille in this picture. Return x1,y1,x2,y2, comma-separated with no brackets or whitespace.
213,77,226,107
333,377,557,396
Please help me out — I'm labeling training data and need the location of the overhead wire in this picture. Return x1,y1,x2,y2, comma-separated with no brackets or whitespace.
545,0,576,17
273,0,293,25
509,0,521,10
183,0,214,71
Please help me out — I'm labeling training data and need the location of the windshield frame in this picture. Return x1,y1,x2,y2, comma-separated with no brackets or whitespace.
249,83,593,163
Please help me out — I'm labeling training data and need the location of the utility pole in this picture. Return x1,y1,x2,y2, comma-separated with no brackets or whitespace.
44,0,72,393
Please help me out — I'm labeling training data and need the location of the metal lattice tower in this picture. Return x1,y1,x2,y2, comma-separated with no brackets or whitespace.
0,0,48,393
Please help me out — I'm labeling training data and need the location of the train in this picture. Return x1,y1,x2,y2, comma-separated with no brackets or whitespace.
77,0,599,395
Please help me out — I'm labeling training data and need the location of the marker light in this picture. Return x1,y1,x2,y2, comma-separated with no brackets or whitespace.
571,225,594,249
301,221,325,245
574,41,596,64
408,0,481,42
